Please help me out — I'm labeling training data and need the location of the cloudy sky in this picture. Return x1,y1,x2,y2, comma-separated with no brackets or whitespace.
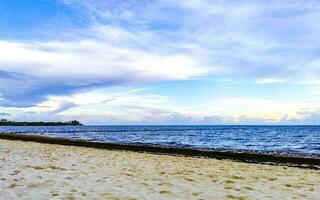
0,0,320,124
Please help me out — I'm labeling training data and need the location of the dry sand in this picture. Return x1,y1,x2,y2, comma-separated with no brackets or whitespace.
0,139,319,200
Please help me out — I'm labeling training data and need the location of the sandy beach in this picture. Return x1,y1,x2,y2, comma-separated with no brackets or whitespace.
0,139,319,200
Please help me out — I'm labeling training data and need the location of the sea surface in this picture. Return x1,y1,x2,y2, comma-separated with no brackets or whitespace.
0,125,319,154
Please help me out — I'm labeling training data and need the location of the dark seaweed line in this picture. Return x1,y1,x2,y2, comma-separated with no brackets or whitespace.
0,128,221,134
0,133,319,170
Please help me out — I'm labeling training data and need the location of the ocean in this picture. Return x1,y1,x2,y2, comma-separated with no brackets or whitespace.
0,125,319,154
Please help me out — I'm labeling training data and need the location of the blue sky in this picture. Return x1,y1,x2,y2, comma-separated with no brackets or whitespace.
0,0,320,124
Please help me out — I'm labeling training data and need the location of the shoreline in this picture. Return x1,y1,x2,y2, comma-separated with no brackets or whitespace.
0,133,319,169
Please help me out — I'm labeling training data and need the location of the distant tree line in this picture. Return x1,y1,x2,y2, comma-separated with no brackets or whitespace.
0,119,83,126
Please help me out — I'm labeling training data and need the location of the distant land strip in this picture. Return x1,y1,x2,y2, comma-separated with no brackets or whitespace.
0,120,83,126
0,133,319,170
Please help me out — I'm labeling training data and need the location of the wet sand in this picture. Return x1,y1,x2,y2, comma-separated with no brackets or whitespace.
0,139,319,199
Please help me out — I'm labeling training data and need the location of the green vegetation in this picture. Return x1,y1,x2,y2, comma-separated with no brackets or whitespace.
0,119,83,126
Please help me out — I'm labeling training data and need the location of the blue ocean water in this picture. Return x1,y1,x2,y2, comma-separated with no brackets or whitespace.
0,125,319,154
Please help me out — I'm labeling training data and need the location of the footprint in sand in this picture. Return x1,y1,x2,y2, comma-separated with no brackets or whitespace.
224,179,235,184
158,181,173,187
159,190,173,195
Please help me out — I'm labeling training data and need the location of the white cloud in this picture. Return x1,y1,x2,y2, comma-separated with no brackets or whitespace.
201,98,318,123
2,0,320,87
13,88,319,124
0,39,209,86
255,78,288,84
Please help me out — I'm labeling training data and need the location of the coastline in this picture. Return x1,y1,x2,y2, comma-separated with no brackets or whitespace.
0,133,319,169
1,139,319,199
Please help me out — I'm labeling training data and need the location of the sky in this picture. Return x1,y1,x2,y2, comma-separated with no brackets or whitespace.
0,0,320,125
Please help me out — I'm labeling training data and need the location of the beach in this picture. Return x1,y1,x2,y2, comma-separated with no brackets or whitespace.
0,139,319,200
